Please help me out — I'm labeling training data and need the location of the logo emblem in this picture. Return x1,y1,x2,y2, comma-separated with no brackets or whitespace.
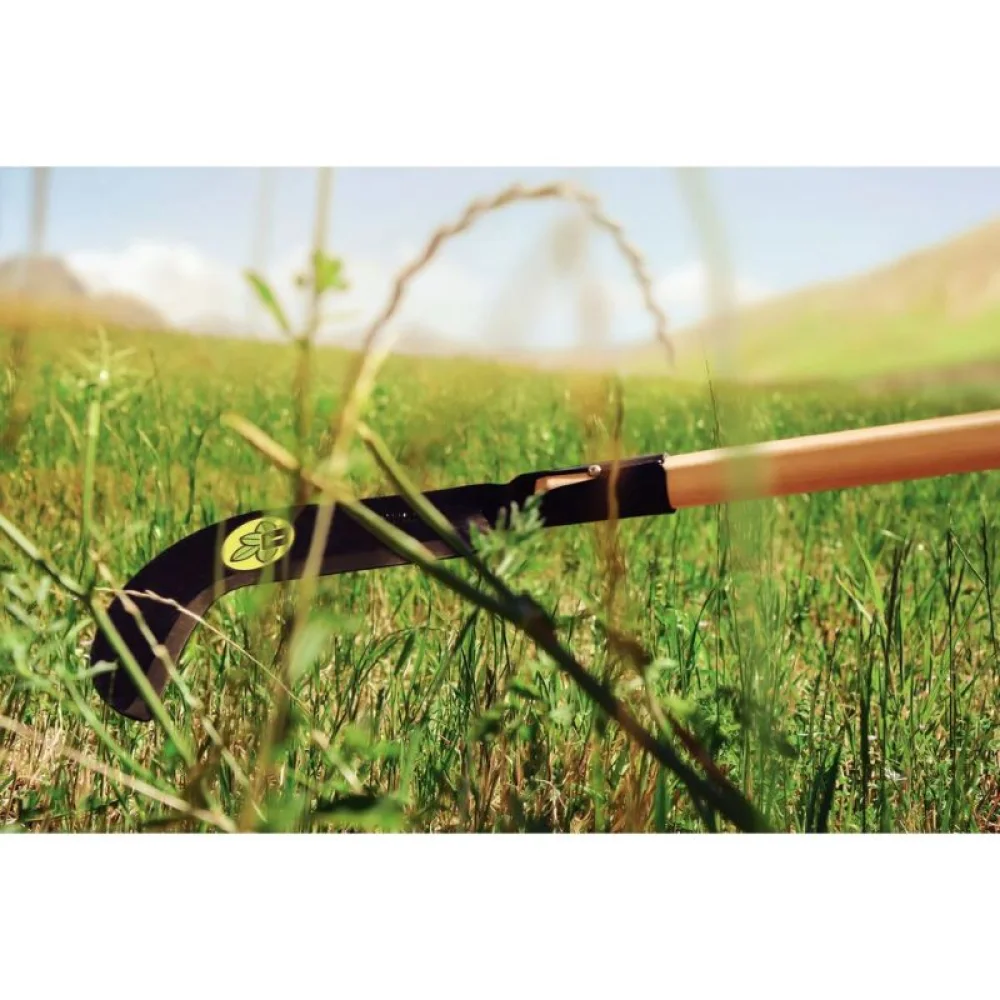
222,516,295,570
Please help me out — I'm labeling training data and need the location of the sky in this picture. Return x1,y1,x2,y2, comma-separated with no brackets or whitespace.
3,167,1000,350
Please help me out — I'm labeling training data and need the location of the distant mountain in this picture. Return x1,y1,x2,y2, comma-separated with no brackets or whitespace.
0,255,88,302
0,254,167,332
582,217,1000,381
188,313,253,338
89,292,168,331
383,323,485,359
679,216,1000,341
308,321,499,362
4,217,1000,384
310,218,1000,377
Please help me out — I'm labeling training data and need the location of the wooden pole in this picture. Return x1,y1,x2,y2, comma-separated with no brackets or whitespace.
311,167,333,264
663,409,1000,509
302,166,333,337
29,167,51,258
12,167,51,290
247,167,275,334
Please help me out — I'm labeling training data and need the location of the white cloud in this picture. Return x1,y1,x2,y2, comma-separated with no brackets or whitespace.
63,240,771,353
67,240,489,344
654,261,771,314
68,242,249,331
312,247,488,343
604,260,771,332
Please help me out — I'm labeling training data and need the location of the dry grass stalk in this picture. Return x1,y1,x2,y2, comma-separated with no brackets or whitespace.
0,713,236,832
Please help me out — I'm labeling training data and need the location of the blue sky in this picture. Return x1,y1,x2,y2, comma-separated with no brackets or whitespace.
3,167,1000,348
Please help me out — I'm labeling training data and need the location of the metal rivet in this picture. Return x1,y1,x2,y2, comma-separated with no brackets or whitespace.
588,464,601,477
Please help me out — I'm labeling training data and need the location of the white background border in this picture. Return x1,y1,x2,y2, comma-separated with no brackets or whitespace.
3,1,999,995
5,1,1000,165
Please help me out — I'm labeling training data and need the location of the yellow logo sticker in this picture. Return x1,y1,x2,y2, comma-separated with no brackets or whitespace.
222,516,295,571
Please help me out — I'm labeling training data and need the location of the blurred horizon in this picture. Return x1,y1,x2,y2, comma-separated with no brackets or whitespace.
2,167,1000,363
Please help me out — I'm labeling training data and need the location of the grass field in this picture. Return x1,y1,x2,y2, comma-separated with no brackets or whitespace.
2,318,999,833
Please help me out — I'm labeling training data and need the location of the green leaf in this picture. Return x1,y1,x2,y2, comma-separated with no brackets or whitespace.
288,618,332,685
854,535,887,624
162,736,186,770
311,250,349,296
470,707,505,743
259,789,310,832
245,271,292,336
312,794,406,832
806,747,842,832
508,677,543,702
653,768,668,832
549,703,575,728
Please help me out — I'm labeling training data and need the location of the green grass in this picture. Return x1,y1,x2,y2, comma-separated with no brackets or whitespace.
731,305,1000,382
2,322,999,832
621,305,1000,383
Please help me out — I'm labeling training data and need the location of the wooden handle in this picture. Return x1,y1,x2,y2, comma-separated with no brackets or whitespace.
663,409,1000,509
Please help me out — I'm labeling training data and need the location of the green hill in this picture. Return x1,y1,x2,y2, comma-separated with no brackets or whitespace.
604,218,1000,383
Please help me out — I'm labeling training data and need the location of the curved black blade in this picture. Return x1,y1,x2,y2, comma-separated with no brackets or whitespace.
91,485,501,721
90,453,672,722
